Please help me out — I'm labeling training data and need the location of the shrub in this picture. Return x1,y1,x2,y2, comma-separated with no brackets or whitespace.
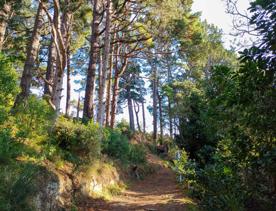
102,129,146,165
12,95,55,139
52,117,101,161
116,119,133,138
0,162,41,211
174,151,246,210
102,130,130,163
129,144,146,165
0,129,18,164
0,53,19,123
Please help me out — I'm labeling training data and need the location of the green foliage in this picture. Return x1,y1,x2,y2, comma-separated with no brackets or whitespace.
129,144,146,165
12,95,55,139
102,129,146,165
172,1,276,208
116,119,133,138
0,53,19,123
102,129,130,162
52,117,102,162
0,160,41,211
0,129,18,164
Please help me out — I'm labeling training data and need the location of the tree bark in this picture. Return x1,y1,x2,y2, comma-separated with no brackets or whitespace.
105,39,114,127
167,59,173,137
14,2,44,107
83,0,101,120
97,0,111,125
51,0,72,113
134,101,141,132
158,88,163,141
168,96,173,137
110,58,128,128
142,100,146,133
44,37,56,96
76,93,80,120
65,47,71,116
152,61,158,142
0,2,11,51
127,86,135,131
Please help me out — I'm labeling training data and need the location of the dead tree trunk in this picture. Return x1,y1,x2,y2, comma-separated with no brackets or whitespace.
83,0,101,120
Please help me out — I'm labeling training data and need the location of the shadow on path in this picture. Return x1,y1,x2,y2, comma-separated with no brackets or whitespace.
78,154,195,211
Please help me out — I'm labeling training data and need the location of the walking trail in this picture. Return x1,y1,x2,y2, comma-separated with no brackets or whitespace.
81,153,195,211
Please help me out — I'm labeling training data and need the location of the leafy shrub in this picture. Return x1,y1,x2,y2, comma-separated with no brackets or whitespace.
52,117,102,161
12,95,55,139
0,162,41,211
129,144,146,164
116,119,133,138
102,129,146,165
0,53,19,123
173,148,246,210
0,129,19,164
102,130,130,162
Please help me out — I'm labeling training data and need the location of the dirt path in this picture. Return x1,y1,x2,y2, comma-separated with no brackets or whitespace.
80,153,194,211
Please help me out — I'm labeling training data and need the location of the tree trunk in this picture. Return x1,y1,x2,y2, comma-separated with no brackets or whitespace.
152,61,158,142
65,47,71,116
134,101,141,132
83,0,101,120
44,37,56,96
158,89,163,141
76,93,80,120
97,0,111,125
105,39,114,127
110,70,119,129
51,0,63,113
142,100,146,133
127,87,135,131
168,96,173,137
51,0,72,113
14,2,44,107
0,2,11,51
110,59,128,128
167,59,173,137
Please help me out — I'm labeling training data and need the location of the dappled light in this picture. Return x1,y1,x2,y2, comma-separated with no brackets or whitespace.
0,0,275,210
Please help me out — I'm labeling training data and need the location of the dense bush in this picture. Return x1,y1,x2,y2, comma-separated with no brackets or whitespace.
116,119,133,138
0,53,19,123
102,129,146,165
129,144,146,164
102,129,130,162
12,95,55,139
52,117,102,161
173,2,276,207
0,129,18,164
0,161,42,211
